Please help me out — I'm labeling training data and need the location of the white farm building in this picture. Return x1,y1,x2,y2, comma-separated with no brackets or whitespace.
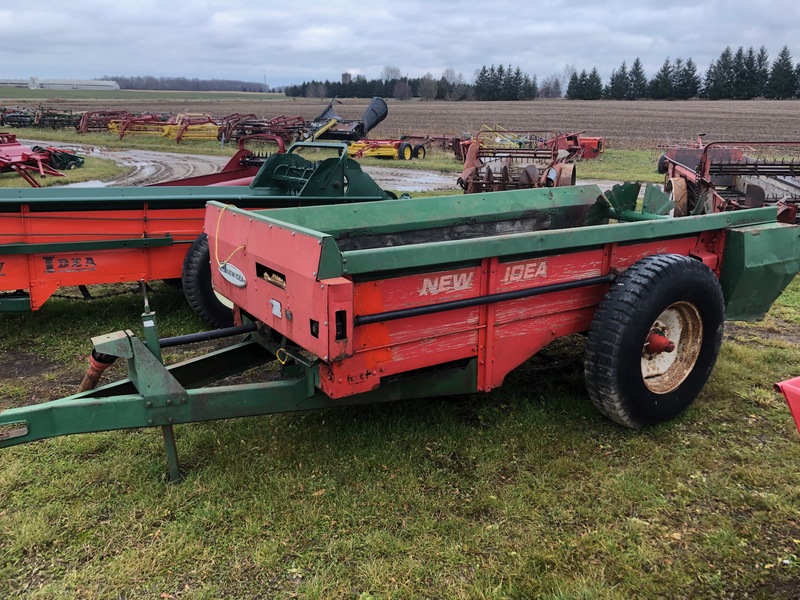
0,78,119,90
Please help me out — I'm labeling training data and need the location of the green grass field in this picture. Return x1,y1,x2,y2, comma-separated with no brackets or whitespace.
0,279,799,598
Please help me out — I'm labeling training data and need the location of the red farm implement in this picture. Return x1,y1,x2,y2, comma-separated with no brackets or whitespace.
226,115,308,144
0,142,396,327
76,110,133,134
658,140,800,219
458,129,577,193
1,180,799,481
0,132,83,187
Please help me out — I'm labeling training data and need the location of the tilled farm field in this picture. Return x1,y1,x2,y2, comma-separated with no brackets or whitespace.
13,96,800,149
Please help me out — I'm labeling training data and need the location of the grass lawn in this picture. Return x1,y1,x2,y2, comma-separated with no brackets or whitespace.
0,276,799,598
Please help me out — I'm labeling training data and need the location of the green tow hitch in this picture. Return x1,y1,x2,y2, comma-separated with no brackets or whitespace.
0,294,477,481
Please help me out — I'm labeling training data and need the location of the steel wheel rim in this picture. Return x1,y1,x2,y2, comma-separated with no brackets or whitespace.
641,301,703,394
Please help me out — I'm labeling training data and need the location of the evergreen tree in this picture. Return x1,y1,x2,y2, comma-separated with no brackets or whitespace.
584,68,603,99
704,47,735,99
732,47,747,99
700,60,715,98
716,47,736,98
606,61,630,99
649,58,674,99
436,76,449,100
795,63,800,97
627,58,648,99
491,65,504,100
674,57,700,99
521,74,538,100
670,58,684,98
566,72,581,99
474,66,490,100
767,45,796,99
505,65,523,100
737,47,759,100
755,46,770,96
602,68,616,99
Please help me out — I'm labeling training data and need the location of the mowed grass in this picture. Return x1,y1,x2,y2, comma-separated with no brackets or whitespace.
1,278,799,598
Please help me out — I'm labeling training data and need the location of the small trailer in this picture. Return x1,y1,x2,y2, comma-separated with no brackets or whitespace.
1,182,798,481
347,139,426,160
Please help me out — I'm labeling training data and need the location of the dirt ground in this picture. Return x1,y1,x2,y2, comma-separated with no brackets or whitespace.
16,96,800,150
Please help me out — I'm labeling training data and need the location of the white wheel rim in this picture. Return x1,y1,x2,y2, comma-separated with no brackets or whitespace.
641,301,703,394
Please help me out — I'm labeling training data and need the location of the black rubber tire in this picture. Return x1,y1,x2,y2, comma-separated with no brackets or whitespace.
181,233,235,329
657,153,668,174
397,142,413,160
412,144,427,159
584,254,724,429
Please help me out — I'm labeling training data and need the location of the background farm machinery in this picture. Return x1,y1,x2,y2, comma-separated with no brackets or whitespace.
658,140,800,219
0,132,84,187
0,105,81,129
458,129,577,193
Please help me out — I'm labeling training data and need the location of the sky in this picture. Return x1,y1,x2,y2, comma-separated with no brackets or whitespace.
2,1,799,88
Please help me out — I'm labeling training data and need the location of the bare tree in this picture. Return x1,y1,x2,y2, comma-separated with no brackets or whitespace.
393,80,413,100
538,74,563,98
563,64,577,86
381,65,402,81
442,67,464,86
305,82,327,98
418,73,438,100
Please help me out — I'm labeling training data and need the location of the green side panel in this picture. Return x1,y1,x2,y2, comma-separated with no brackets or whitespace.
254,184,605,238
1,236,175,255
0,294,31,312
331,207,779,279
721,222,800,321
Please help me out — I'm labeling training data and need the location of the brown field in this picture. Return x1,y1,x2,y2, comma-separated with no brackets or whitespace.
9,96,800,150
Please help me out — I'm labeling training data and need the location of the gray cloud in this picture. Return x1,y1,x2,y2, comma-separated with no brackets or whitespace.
2,0,798,87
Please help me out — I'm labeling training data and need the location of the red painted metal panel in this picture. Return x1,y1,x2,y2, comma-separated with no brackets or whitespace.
775,376,800,434
206,204,337,360
212,207,730,401
0,205,207,307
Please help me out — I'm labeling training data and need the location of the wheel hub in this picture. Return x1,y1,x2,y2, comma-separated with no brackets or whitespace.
641,301,703,394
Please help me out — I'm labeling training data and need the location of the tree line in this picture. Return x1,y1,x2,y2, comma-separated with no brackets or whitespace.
102,75,268,93
104,44,800,101
567,45,799,100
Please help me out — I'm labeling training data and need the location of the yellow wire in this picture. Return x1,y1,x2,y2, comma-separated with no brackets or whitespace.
276,348,288,365
213,204,246,267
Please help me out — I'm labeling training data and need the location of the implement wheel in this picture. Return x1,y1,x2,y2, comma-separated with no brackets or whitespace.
665,177,689,216
181,233,235,328
398,142,413,160
584,254,724,429
412,144,427,159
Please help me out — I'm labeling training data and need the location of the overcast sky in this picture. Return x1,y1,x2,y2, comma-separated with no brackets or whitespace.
3,1,799,88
